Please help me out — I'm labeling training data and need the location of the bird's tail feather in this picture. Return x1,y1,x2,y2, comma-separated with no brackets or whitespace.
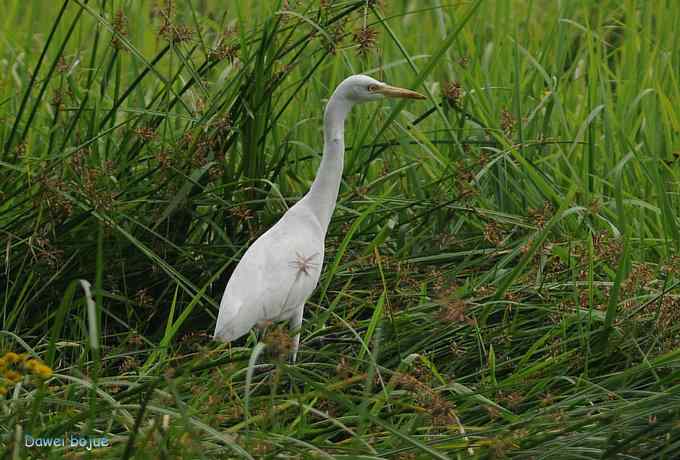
213,319,252,343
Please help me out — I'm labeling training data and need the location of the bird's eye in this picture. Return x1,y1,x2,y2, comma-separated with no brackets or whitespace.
367,84,379,92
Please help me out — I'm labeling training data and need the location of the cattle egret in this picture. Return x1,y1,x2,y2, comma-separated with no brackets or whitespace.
214,74,425,361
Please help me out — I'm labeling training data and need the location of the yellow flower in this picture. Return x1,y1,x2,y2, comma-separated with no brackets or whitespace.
0,352,53,381
24,359,38,372
33,364,53,379
4,370,22,383
0,386,7,396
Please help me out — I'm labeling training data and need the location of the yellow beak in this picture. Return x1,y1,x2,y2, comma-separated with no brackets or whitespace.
375,84,426,100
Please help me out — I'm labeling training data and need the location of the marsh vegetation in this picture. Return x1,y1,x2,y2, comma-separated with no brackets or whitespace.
1,1,679,458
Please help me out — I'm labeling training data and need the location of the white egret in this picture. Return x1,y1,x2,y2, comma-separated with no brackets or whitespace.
213,74,425,361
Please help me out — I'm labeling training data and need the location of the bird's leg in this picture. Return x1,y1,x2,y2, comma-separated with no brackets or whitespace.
288,305,304,363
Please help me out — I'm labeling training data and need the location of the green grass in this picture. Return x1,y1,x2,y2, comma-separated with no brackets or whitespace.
1,0,680,458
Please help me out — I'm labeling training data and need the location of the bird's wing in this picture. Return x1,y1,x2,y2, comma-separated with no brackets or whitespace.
214,207,324,342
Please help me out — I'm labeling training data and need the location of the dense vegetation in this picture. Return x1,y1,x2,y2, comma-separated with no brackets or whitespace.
1,0,679,458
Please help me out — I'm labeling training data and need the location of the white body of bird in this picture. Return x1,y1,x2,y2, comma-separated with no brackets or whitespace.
213,204,324,353
214,75,425,361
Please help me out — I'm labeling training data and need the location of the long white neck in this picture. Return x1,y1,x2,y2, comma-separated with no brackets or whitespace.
302,93,352,234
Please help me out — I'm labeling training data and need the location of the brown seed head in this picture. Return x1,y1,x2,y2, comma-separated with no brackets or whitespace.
353,26,378,55
56,55,69,73
156,0,192,43
437,299,469,324
160,23,192,43
15,142,27,157
394,372,421,392
528,201,553,229
443,81,462,107
112,9,128,50
209,43,239,63
501,108,516,137
263,327,293,361
484,221,504,246
592,231,623,266
134,127,157,141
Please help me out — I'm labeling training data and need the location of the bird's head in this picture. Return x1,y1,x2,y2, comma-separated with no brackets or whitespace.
334,74,426,104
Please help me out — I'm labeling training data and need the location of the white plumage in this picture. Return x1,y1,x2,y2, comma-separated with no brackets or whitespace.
213,75,425,361
214,206,323,358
